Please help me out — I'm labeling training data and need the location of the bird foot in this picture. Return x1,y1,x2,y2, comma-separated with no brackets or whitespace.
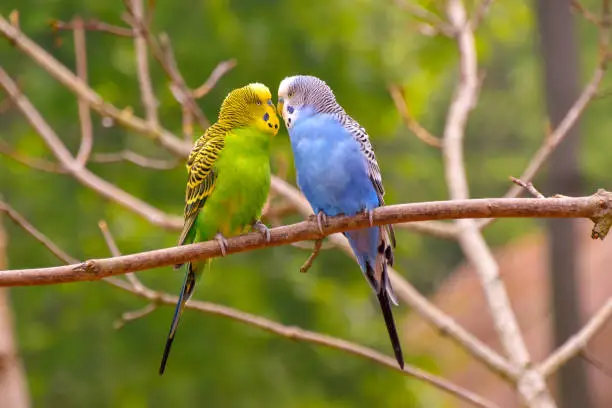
215,233,229,257
308,211,328,235
252,220,271,243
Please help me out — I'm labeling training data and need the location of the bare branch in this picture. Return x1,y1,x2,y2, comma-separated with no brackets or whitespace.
0,15,190,158
539,298,612,377
109,278,498,408
0,200,77,264
510,177,545,199
50,19,134,37
192,59,237,99
91,150,178,170
156,33,209,129
443,0,555,406
2,191,612,286
72,17,94,167
299,239,323,273
130,0,159,127
388,84,442,148
0,66,182,230
113,302,158,329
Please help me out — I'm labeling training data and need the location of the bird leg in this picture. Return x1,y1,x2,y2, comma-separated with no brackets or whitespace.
308,211,328,235
215,232,229,257
252,220,271,243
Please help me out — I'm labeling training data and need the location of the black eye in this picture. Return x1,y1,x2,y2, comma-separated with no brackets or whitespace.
288,92,294,98
256,100,262,105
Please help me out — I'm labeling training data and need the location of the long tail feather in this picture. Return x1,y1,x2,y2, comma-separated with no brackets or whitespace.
377,267,404,369
159,264,197,375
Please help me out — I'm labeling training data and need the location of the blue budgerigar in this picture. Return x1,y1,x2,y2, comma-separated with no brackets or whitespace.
277,75,403,368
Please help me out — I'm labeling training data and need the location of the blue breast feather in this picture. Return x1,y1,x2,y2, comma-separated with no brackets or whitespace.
288,110,381,271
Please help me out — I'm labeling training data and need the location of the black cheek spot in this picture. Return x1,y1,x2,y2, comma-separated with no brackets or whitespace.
263,112,270,121
274,124,278,129
268,123,273,128
288,118,292,125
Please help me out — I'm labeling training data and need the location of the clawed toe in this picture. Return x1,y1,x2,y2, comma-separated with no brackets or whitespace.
215,233,229,256
253,220,271,243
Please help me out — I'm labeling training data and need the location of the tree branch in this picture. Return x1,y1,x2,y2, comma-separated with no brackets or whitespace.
0,200,78,264
130,0,159,128
538,298,612,377
72,17,94,167
1,191,611,286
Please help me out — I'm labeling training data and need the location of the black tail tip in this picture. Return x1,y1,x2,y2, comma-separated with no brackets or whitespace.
395,353,405,370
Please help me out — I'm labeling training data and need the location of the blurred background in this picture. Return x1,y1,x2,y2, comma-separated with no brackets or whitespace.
1,0,612,407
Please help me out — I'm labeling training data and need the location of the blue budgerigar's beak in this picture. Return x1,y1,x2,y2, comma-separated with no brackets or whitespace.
277,97,284,117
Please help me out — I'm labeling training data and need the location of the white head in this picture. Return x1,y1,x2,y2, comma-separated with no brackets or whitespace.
277,75,340,129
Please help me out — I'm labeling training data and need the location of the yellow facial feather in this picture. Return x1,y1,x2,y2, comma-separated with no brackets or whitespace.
218,83,279,136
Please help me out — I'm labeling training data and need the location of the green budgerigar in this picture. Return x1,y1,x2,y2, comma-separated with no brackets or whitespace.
159,83,280,375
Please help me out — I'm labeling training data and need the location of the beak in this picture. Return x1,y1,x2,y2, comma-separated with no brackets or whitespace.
277,97,284,117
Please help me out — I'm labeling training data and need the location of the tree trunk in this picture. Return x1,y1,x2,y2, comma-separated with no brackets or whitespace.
535,1,592,407
0,216,31,408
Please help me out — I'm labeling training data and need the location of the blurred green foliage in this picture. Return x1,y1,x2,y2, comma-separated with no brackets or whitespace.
1,0,611,407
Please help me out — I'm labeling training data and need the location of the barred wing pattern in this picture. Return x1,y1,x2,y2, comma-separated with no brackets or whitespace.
177,131,226,247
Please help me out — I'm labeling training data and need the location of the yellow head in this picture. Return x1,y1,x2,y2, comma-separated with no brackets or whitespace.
218,83,279,136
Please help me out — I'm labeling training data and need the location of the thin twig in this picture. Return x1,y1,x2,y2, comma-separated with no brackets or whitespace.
50,19,134,37
73,17,94,167
113,302,157,329
539,298,612,377
191,59,237,99
388,84,442,148
91,150,178,170
299,239,323,273
157,33,209,129
130,0,159,127
510,177,545,199
0,200,77,264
